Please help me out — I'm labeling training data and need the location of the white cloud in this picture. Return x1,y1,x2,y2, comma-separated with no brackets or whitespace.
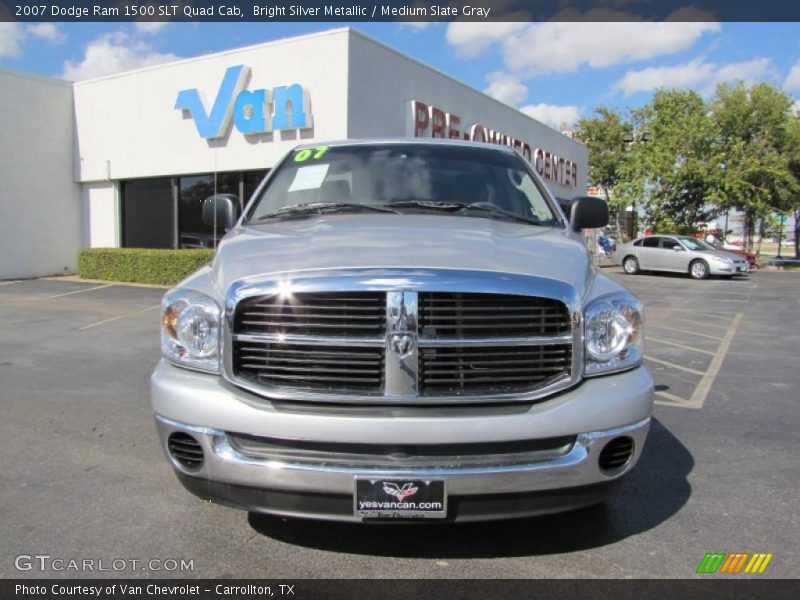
399,22,435,31
62,32,180,81
614,57,773,96
134,22,170,35
713,58,774,90
520,104,581,130
784,60,800,91
445,22,527,59
504,19,721,76
28,23,66,44
447,12,720,75
614,59,713,95
484,71,528,106
0,22,24,58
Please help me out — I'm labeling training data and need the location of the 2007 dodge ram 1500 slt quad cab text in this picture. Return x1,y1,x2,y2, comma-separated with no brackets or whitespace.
151,139,654,522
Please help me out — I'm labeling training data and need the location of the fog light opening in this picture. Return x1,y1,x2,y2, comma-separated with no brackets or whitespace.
598,436,635,474
167,432,204,470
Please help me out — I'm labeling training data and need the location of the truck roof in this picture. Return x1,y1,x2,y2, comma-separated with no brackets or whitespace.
293,137,520,155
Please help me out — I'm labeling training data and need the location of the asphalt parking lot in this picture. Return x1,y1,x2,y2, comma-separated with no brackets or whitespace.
1,270,798,579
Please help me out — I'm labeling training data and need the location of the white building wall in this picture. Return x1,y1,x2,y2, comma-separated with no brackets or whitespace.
0,69,81,279
82,183,118,247
73,29,352,183
345,31,588,199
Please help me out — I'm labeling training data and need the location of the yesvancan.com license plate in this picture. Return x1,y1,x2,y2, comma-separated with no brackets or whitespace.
355,478,447,519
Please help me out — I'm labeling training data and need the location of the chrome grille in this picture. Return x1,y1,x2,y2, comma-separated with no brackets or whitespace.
419,344,572,395
234,292,385,337
233,342,385,392
419,292,570,338
226,274,578,404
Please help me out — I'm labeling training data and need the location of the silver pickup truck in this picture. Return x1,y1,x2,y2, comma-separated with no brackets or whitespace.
151,139,653,522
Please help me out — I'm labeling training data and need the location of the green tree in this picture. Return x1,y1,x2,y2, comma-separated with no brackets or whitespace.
574,107,631,237
618,89,719,236
785,114,800,258
710,82,800,253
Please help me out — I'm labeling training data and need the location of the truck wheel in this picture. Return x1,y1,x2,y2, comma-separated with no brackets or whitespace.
623,256,640,275
690,259,709,280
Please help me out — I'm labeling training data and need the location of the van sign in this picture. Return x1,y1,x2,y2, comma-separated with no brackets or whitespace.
175,65,313,139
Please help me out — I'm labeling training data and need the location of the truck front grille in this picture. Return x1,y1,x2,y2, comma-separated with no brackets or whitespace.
228,284,575,404
234,292,385,337
234,342,385,393
419,344,572,395
419,292,570,337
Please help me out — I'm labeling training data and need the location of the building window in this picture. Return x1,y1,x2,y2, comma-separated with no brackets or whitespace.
120,170,268,249
243,170,267,204
178,173,239,249
121,178,173,248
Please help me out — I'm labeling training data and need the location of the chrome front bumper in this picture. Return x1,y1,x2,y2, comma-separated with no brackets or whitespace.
152,361,653,522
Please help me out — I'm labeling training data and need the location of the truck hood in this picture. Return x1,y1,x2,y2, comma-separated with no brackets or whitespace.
210,214,593,293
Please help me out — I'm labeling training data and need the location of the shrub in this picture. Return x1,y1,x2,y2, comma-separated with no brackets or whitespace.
78,248,214,286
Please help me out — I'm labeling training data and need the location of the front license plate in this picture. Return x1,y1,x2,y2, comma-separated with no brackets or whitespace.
355,478,446,520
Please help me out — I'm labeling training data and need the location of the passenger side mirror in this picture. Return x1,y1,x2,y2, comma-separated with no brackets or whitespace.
569,196,609,232
202,194,241,232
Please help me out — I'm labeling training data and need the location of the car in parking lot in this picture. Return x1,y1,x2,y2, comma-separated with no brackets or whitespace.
615,234,749,279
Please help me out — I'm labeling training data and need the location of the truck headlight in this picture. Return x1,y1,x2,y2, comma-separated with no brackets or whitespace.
584,293,643,376
161,289,221,373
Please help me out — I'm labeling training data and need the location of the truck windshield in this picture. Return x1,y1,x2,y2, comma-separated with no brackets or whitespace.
245,144,561,226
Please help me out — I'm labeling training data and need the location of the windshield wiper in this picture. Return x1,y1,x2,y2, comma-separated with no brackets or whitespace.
386,200,545,226
254,202,400,221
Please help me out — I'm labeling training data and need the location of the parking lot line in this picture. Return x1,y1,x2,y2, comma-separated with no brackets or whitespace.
666,317,731,333
79,304,161,330
688,313,744,409
648,324,724,341
644,355,705,376
0,280,22,286
667,307,738,320
654,389,688,406
647,336,716,355
0,283,114,305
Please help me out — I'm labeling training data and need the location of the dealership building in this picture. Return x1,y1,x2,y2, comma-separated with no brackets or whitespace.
0,28,588,280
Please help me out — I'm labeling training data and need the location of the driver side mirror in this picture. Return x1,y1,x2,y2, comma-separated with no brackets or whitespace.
202,194,241,232
569,196,609,232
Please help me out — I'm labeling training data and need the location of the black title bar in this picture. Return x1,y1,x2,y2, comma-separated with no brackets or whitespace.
1,0,799,22
4,579,800,600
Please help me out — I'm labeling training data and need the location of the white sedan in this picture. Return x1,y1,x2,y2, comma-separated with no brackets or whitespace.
614,235,749,279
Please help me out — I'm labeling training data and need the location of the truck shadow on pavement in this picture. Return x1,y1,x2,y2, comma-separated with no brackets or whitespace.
247,418,693,558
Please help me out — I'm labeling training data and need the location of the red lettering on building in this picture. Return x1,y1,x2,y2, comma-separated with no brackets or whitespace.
430,107,446,138
412,100,429,137
447,114,461,139
409,100,579,188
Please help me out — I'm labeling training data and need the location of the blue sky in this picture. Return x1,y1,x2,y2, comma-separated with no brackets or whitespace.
1,21,798,128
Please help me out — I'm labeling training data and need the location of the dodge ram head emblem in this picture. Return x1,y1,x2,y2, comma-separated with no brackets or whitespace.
390,334,415,358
